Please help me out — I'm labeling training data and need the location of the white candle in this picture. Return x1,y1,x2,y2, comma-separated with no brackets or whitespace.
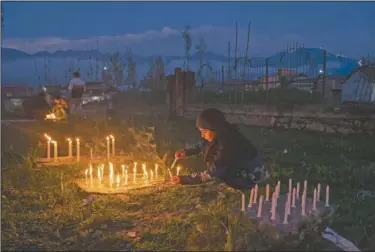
110,135,115,156
125,168,128,184
288,178,292,193
301,192,306,216
44,134,51,160
97,167,101,186
133,162,137,183
265,184,270,201
248,188,254,208
51,141,58,162
85,169,88,185
287,192,291,215
67,138,72,158
106,136,110,160
150,170,154,180
292,187,296,207
317,183,321,201
90,148,93,159
89,164,93,188
253,184,258,204
241,193,246,212
277,181,281,198
283,196,289,224
116,173,120,187
257,195,264,218
155,164,158,178
313,188,317,210
325,185,330,207
271,192,277,220
303,180,307,194
100,164,104,179
296,182,300,200
142,163,147,178
176,166,181,176
122,165,125,179
109,162,114,187
76,138,80,162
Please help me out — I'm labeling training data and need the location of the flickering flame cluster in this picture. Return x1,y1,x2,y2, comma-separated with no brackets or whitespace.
45,112,56,120
44,134,80,161
84,161,162,188
241,178,330,224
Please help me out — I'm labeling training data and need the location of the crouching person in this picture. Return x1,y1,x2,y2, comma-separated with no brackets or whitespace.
171,108,269,190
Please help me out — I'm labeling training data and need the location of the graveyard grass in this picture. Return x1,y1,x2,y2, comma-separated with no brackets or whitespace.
2,117,375,251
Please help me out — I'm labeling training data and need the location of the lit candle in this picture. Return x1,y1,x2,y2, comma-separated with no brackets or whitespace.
248,188,254,208
287,192,291,215
288,178,292,194
273,185,278,207
176,166,181,176
283,196,289,224
257,195,264,218
292,187,296,207
150,169,154,180
116,173,120,187
89,164,93,188
301,191,306,216
265,184,270,201
133,162,137,183
100,164,104,179
109,162,114,187
296,182,300,200
110,135,115,157
90,148,93,159
51,140,58,162
312,188,317,211
303,180,307,194
97,167,101,186
241,193,246,212
325,185,330,207
67,138,72,158
277,181,281,198
44,134,51,160
317,183,321,201
85,169,88,185
271,192,277,220
155,164,158,178
125,168,128,185
142,163,147,178
106,136,110,160
253,184,258,204
76,138,80,162
122,165,125,179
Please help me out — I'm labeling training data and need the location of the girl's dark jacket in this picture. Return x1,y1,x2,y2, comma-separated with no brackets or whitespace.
178,126,265,190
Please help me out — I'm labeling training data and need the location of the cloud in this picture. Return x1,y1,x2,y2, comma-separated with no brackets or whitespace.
2,25,374,58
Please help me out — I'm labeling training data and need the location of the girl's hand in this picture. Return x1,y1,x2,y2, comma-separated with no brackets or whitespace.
171,176,181,184
175,150,186,159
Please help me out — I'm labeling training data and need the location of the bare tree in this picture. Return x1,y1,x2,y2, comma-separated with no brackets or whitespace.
125,49,137,88
181,26,192,71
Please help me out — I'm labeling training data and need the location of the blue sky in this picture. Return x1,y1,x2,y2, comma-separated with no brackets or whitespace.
2,1,375,58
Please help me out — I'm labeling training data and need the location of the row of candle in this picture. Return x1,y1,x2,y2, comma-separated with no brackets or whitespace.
241,179,330,224
44,134,118,162
84,162,182,188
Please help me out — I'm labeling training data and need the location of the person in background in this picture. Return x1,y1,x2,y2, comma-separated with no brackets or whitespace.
172,108,268,190
68,71,86,114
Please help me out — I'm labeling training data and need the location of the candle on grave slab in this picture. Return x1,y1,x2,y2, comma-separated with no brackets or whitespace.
176,166,181,176
97,167,101,186
100,164,104,180
265,184,270,201
271,192,277,220
325,185,330,207
313,188,317,211
67,138,72,158
51,140,58,162
109,162,114,187
89,164,93,187
248,188,254,208
301,192,306,216
122,165,125,179
288,178,292,194
287,192,291,215
317,183,321,201
133,162,137,183
283,196,289,224
277,181,281,198
44,134,52,160
155,164,158,178
241,193,246,212
109,135,115,156
303,180,308,194
85,169,88,185
257,195,264,218
150,169,154,180
116,173,120,187
253,184,258,204
296,182,300,200
106,136,110,160
76,138,80,162
125,168,128,185
142,164,148,178
292,187,296,207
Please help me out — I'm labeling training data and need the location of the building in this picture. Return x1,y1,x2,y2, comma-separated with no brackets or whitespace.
341,65,375,104
314,76,346,99
1,86,37,98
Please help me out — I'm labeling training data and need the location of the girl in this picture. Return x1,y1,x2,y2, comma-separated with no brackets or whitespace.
172,108,268,190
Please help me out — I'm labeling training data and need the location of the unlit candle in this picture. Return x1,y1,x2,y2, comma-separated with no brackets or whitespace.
106,136,110,160
110,135,115,156
253,184,258,204
85,169,88,185
125,168,128,184
133,162,137,183
317,183,321,201
292,187,296,207
257,195,264,217
89,164,93,187
325,185,330,207
67,138,72,158
265,184,270,201
313,188,317,210
301,192,306,216
277,181,281,198
248,188,254,208
288,178,292,193
241,193,246,212
283,197,289,224
296,182,300,200
51,141,58,162
303,180,307,194
271,192,277,220
76,138,80,162
44,134,52,160
155,164,158,178
287,192,291,215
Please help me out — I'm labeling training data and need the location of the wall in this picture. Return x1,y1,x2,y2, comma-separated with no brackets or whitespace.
342,71,375,103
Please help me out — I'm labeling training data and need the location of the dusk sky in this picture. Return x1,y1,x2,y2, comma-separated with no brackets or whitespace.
2,1,375,58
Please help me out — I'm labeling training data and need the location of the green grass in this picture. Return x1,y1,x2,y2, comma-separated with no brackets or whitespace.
2,117,375,251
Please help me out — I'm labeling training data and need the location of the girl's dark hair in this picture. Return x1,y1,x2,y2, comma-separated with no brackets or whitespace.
196,108,238,133
73,71,80,78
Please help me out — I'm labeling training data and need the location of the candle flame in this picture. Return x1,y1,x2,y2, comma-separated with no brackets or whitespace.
177,166,181,175
109,135,114,140
85,169,88,175
45,112,56,120
76,138,80,142
51,140,57,144
66,138,72,142
44,134,52,141
106,136,110,141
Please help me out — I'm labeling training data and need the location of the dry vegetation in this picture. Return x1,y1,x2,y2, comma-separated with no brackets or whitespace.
2,115,375,251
